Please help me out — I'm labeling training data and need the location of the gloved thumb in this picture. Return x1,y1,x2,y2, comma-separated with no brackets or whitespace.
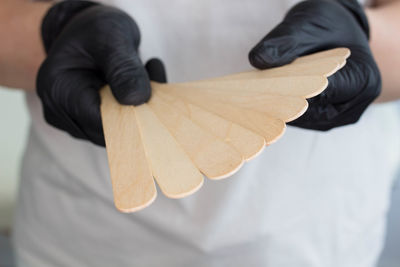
145,58,168,83
248,1,343,69
248,21,303,69
101,52,151,106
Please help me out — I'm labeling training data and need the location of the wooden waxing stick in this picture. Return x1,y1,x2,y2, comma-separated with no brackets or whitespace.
100,86,156,213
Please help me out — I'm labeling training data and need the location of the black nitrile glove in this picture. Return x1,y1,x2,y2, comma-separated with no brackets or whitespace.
145,58,168,84
37,1,152,146
249,0,381,131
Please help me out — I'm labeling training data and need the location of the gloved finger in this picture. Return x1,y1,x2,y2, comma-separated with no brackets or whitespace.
288,48,381,130
145,58,168,83
323,48,380,104
63,70,106,146
100,51,151,106
248,0,354,69
288,90,375,131
37,66,106,146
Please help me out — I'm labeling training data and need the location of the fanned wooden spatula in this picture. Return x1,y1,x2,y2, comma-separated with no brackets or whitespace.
100,47,350,212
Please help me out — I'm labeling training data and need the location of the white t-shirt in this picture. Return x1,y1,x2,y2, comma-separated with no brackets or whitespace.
14,1,400,266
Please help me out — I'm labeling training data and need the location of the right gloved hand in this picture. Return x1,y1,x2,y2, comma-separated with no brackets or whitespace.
248,0,381,131
37,1,152,146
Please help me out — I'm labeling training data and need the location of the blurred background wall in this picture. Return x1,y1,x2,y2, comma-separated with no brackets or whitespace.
0,87,399,266
0,88,29,230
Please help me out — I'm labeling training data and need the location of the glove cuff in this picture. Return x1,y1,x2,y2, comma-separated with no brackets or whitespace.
336,0,370,39
41,0,100,53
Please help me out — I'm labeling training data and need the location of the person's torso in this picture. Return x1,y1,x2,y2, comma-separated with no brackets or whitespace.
15,1,400,266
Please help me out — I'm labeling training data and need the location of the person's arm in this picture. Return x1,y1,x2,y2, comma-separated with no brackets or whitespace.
0,0,51,91
367,0,400,102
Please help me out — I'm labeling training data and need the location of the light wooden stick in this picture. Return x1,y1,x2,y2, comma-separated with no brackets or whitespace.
176,89,309,122
162,85,286,145
165,79,317,122
179,76,328,98
134,104,204,198
155,88,266,161
292,47,350,65
148,93,244,179
100,87,156,212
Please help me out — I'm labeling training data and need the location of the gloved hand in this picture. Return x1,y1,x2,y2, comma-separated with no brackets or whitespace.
37,1,152,146
145,58,168,84
249,0,381,131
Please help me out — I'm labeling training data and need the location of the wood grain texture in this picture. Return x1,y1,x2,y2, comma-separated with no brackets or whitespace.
100,86,156,212
154,88,265,161
292,47,350,65
164,84,308,122
168,77,327,121
134,104,204,198
180,76,328,98
187,104,266,161
162,84,286,145
148,93,244,179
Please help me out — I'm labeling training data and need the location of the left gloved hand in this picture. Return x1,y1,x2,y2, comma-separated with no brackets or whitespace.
249,0,381,131
37,1,155,146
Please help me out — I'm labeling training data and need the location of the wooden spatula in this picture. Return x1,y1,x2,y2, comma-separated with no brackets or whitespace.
100,87,156,212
